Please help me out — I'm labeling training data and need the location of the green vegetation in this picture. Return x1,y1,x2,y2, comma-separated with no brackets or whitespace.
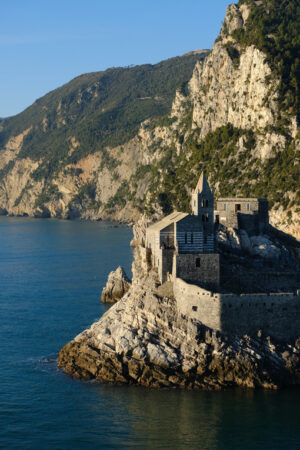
34,183,63,208
233,0,300,121
105,180,135,210
145,125,299,214
0,53,207,182
0,160,15,180
223,43,240,68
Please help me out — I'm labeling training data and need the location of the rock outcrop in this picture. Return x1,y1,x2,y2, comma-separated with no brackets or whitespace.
59,263,300,389
101,266,131,303
58,219,300,389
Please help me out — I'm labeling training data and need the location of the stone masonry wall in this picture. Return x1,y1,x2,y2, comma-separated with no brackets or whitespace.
174,278,300,341
173,253,220,289
159,248,174,283
173,278,221,330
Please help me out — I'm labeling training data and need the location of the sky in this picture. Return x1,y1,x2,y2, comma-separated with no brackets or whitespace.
0,0,231,118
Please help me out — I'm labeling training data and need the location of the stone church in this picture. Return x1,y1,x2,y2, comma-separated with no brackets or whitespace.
146,173,220,288
145,172,269,290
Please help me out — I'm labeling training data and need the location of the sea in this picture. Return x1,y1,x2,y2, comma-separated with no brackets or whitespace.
0,216,300,450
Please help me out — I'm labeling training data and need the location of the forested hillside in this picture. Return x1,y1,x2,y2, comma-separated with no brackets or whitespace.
0,0,298,238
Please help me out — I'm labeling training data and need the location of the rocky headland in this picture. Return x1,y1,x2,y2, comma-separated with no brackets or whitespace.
58,219,300,389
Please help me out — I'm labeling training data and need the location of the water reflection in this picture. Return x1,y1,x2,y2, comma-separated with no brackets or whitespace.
88,385,300,449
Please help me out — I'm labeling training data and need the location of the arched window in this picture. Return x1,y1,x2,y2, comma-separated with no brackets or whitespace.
205,200,209,207
196,258,200,267
206,214,209,222
202,199,205,207
202,214,205,222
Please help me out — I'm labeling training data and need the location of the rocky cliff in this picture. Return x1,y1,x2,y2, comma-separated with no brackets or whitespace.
58,221,300,389
0,0,299,238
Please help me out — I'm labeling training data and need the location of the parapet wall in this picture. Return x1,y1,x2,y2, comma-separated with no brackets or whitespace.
173,278,300,341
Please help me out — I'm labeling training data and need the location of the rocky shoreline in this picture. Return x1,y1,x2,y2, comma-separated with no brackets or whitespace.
58,220,300,390
58,270,300,389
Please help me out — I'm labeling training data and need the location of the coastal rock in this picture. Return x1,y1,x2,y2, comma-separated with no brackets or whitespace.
217,227,241,249
59,266,300,389
130,215,153,247
250,236,281,259
33,206,51,219
101,266,131,303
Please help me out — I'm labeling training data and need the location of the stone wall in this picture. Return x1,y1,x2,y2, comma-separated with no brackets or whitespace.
215,198,269,234
173,253,220,289
159,248,174,283
174,277,300,341
173,278,221,330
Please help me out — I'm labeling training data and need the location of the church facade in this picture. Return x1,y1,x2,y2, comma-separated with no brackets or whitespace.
146,173,220,289
145,172,269,290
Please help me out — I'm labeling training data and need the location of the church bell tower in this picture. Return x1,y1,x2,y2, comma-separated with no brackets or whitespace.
191,172,214,236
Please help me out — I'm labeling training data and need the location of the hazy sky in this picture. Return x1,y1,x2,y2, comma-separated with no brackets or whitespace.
1,0,231,118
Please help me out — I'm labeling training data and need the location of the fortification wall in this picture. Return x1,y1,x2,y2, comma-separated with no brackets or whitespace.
174,278,300,341
173,278,221,330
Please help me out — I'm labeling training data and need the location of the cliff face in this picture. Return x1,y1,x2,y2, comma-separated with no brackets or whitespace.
0,1,299,238
58,223,300,389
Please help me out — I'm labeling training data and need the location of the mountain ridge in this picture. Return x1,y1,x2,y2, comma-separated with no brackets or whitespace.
0,0,299,239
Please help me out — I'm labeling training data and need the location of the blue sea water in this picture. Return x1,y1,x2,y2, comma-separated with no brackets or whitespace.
0,217,300,450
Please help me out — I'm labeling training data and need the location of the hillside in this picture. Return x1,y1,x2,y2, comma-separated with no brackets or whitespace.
0,0,299,239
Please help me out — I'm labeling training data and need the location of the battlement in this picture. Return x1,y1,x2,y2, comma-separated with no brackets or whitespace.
174,278,300,341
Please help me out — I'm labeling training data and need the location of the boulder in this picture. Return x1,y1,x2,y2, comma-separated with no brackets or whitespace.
250,235,281,259
101,266,131,303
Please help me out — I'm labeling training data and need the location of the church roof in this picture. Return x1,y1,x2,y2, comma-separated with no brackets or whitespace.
147,211,189,232
194,172,211,195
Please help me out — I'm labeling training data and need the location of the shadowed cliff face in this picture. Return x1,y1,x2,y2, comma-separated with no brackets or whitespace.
0,1,299,238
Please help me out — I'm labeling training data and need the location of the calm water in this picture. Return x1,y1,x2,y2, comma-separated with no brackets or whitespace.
0,217,300,450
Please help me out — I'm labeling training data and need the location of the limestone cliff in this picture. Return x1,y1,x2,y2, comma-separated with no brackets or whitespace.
0,1,298,239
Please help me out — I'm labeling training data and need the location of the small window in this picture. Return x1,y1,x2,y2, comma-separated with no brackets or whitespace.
194,200,196,207
202,199,205,207
184,232,187,244
191,233,193,244
247,203,251,211
235,204,241,212
224,204,227,211
206,214,209,222
192,306,198,312
205,200,209,207
196,258,200,267
202,214,205,222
